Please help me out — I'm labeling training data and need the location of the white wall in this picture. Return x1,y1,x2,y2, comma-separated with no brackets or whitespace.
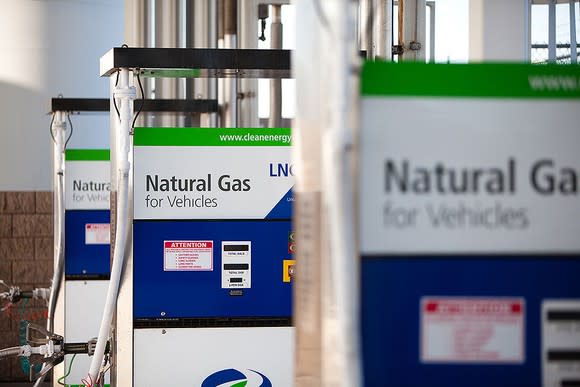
470,0,529,62
0,0,124,190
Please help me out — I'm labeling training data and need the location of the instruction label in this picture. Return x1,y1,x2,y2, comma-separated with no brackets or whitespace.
421,297,525,363
163,240,214,271
85,223,110,245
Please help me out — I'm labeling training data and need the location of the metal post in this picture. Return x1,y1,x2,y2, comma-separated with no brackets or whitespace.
570,0,577,63
549,0,556,63
269,5,283,128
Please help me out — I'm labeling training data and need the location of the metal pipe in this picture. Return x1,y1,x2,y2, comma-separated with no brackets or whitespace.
208,0,218,127
427,1,435,62
155,0,180,127
570,0,577,64
549,0,556,63
224,0,237,127
374,0,393,60
269,5,283,128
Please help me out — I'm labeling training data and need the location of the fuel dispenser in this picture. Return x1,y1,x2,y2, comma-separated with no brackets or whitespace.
131,127,294,385
64,148,111,385
359,62,580,387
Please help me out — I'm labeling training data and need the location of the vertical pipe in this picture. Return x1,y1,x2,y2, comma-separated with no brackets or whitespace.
155,0,180,126
125,0,150,127
374,0,393,60
570,0,577,63
549,0,556,63
524,0,532,62
321,0,361,385
224,0,237,127
360,0,373,58
218,0,225,127
238,0,260,128
185,0,197,127
401,0,426,61
428,2,435,62
269,5,283,128
195,0,211,127
208,0,218,127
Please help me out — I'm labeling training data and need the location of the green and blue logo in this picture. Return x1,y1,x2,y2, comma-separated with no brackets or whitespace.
201,368,272,387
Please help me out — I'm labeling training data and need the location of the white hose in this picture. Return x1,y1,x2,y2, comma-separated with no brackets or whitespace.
33,113,67,387
87,68,134,384
47,169,65,333
0,346,23,359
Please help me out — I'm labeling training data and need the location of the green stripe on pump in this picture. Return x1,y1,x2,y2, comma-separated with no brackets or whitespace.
65,149,110,161
362,61,580,98
133,127,292,146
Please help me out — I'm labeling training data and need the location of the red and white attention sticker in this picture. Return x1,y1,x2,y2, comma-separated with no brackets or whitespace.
85,223,110,245
163,240,213,271
421,297,525,363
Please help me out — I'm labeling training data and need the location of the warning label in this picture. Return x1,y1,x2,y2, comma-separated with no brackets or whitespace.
421,297,525,363
163,240,213,271
85,223,110,245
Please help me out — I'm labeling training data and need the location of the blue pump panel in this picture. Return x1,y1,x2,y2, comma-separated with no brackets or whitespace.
361,256,580,387
133,219,293,319
65,210,110,277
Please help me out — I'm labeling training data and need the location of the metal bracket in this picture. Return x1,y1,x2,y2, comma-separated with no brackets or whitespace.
26,322,64,381
392,45,405,55
409,41,422,51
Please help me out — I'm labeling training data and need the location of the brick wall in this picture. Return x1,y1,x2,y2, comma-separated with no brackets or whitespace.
0,192,53,382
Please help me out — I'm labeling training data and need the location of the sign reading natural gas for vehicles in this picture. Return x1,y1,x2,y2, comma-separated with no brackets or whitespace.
133,128,293,220
360,62,580,254
65,149,110,210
